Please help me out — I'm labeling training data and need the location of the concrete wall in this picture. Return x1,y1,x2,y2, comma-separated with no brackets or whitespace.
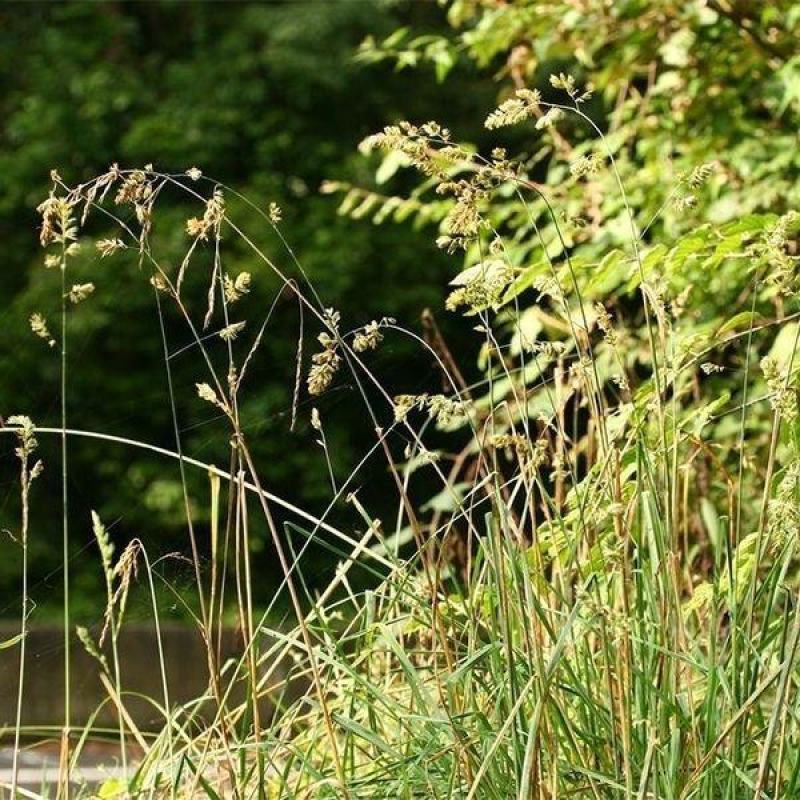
0,624,259,731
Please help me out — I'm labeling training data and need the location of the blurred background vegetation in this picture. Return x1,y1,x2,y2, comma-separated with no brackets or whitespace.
0,0,494,620
2,0,800,624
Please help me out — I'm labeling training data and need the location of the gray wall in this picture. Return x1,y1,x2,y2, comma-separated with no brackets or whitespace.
0,624,271,732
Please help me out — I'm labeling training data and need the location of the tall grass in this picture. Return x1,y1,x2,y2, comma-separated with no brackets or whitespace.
5,77,800,799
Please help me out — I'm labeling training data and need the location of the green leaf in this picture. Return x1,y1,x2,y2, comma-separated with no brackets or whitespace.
98,779,127,799
375,150,410,185
717,311,760,338
585,249,627,296
382,26,409,49
769,322,800,370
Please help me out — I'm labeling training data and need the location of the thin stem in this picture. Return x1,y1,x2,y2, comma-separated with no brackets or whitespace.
59,241,71,799
10,453,31,800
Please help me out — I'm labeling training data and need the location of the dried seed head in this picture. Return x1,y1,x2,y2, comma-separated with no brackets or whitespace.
186,189,225,240
307,345,341,396
594,303,618,345
484,89,542,129
353,320,386,352
673,194,697,212
393,394,427,423
223,271,252,303
66,283,95,304
29,313,56,347
115,170,151,206
687,161,717,189
37,193,77,248
96,238,126,258
307,310,342,396
570,152,604,179
7,415,38,460
549,72,576,94
535,108,564,130
77,626,108,671
197,382,221,407
446,260,513,312
426,394,470,427
762,355,798,421
91,510,115,579
219,321,246,342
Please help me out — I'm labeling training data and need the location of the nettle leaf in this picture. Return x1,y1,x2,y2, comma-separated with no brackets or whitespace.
503,259,553,304
642,244,669,273
719,214,776,237
704,232,743,269
509,306,543,355
778,55,800,114
768,322,800,371
585,249,627,297
675,330,712,365
716,311,761,338
666,228,713,274
450,260,506,286
681,391,731,436
626,244,667,290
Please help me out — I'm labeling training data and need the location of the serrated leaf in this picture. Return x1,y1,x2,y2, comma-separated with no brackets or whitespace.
450,259,506,286
769,322,800,370
717,311,760,338
503,258,547,303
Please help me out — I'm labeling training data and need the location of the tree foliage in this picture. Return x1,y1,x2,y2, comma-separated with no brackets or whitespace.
0,1,493,614
339,0,800,556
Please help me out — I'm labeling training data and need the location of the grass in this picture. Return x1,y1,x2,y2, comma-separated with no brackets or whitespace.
4,79,800,798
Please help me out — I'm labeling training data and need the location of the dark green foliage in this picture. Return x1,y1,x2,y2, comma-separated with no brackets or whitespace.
0,1,493,616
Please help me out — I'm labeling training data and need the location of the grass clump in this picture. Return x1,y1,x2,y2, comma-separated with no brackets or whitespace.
5,70,800,800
